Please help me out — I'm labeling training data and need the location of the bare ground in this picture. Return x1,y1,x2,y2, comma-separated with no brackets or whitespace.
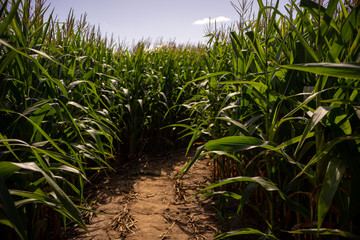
65,148,218,240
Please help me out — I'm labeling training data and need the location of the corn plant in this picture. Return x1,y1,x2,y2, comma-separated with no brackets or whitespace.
2,0,360,239
0,0,213,238
180,0,360,239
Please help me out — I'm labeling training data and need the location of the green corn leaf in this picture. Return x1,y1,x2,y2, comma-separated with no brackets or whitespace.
0,0,20,36
293,135,360,181
58,100,86,143
205,150,241,163
34,148,84,175
347,29,360,61
0,109,66,155
28,104,53,142
29,48,68,70
299,0,327,12
205,136,276,153
196,176,284,197
321,0,340,37
275,132,315,150
11,162,87,230
0,134,21,162
245,31,266,68
186,71,231,84
292,3,316,42
201,191,242,200
282,90,325,119
281,63,360,79
22,100,52,116
295,106,333,156
11,15,26,47
290,228,360,239
51,176,80,195
177,144,206,178
229,31,245,75
237,182,258,214
328,107,352,135
340,6,360,44
214,227,279,240
219,80,268,93
216,116,250,136
266,0,280,39
10,189,59,208
282,11,319,62
0,49,18,74
318,157,346,229
196,175,310,218
86,129,105,155
0,39,68,97
0,162,20,179
301,0,340,38
0,177,27,240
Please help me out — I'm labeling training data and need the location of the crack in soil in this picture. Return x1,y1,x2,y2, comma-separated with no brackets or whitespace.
65,149,218,240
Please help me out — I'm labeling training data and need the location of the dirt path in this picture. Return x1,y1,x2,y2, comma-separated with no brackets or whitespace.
66,149,218,240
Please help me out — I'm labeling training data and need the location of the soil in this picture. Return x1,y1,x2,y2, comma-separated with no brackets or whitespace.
65,148,219,240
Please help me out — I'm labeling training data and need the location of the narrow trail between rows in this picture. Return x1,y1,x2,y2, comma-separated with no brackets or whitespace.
66,149,218,240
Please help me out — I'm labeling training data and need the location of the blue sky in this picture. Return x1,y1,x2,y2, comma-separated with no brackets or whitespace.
44,0,287,46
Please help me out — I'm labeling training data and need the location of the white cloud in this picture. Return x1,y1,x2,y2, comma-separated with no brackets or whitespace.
193,16,231,25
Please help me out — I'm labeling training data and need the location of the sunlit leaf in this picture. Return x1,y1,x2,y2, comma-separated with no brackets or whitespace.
281,63,360,79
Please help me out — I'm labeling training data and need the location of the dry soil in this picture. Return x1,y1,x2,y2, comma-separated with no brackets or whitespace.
65,148,218,240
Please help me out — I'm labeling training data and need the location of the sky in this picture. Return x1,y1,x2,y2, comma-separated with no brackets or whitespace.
43,0,288,46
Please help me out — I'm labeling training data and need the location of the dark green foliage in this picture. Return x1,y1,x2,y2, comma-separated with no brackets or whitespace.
1,0,360,239
179,0,360,239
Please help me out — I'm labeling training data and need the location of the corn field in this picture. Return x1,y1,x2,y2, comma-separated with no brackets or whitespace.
0,0,359,239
